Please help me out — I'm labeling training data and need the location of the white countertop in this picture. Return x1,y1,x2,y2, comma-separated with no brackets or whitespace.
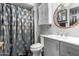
40,34,79,46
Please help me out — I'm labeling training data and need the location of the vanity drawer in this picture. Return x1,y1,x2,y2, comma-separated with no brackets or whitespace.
60,41,79,56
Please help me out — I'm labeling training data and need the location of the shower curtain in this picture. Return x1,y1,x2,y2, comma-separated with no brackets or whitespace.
0,3,34,56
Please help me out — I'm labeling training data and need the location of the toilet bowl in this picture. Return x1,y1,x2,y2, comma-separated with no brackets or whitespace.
30,43,44,56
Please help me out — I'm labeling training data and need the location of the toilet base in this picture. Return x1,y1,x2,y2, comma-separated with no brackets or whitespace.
32,50,41,56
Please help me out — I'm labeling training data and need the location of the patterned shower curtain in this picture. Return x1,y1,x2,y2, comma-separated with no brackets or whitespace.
0,3,34,56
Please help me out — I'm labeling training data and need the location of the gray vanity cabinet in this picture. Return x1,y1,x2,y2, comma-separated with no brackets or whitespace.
44,37,79,56
60,42,79,56
44,37,59,56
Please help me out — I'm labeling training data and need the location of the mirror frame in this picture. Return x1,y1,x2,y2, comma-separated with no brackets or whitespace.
53,4,79,29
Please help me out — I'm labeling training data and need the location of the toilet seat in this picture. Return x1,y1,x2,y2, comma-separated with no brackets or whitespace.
30,43,43,49
30,43,44,56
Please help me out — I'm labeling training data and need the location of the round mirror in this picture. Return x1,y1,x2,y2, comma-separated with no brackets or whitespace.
53,4,79,28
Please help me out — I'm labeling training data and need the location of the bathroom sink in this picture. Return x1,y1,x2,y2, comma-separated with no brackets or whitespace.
40,34,67,40
49,35,67,39
40,34,79,46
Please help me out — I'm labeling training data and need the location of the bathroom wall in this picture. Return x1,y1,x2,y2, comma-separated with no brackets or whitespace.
40,3,79,37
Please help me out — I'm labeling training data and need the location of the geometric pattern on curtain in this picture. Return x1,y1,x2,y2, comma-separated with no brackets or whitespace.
0,3,34,56
15,6,32,56
0,3,11,56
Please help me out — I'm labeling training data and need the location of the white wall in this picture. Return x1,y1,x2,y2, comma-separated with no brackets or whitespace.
33,3,41,43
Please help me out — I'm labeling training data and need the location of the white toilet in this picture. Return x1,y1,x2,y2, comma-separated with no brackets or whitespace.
30,43,44,56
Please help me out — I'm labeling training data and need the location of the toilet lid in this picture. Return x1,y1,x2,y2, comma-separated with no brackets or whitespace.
30,43,43,49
